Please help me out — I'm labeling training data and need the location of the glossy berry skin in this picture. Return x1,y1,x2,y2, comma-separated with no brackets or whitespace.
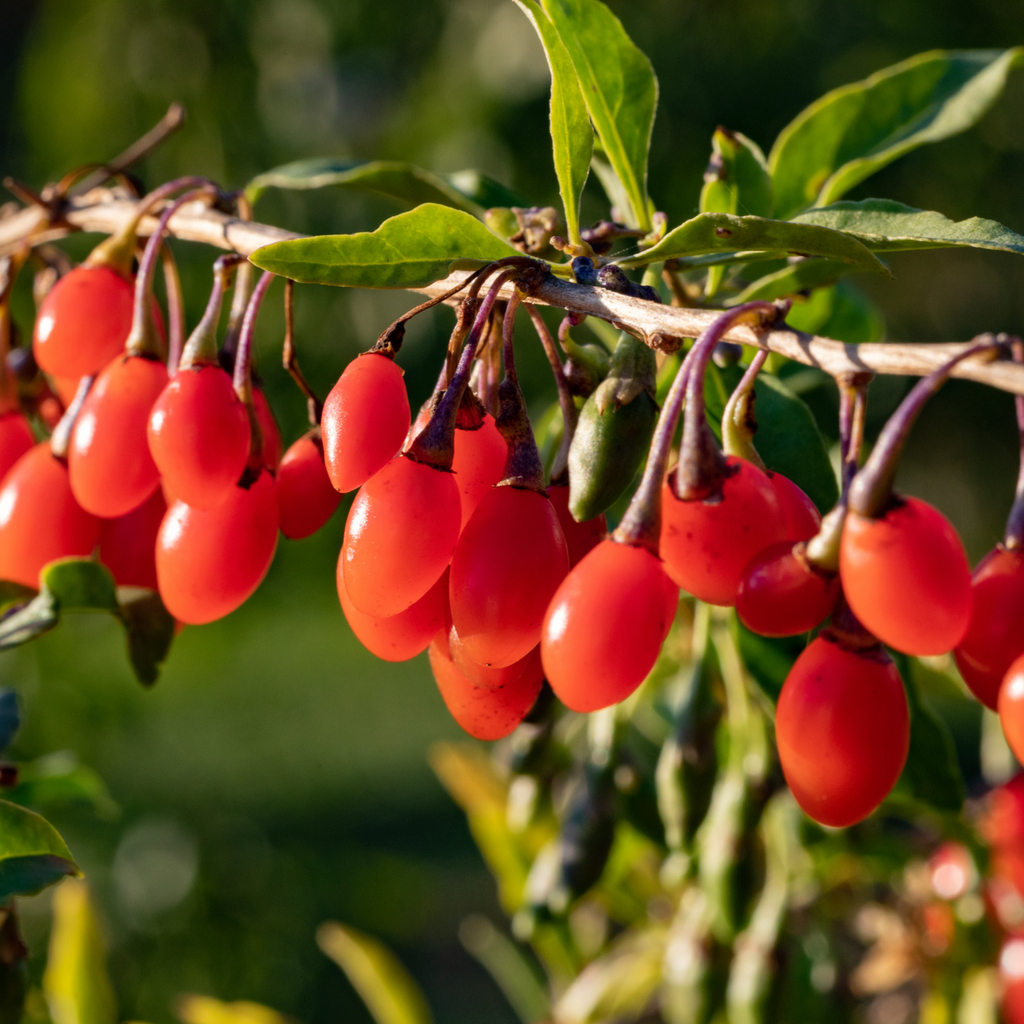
770,473,821,542
338,563,446,662
322,353,411,493
999,654,1024,765
33,266,134,378
954,547,1024,709
254,389,282,471
0,412,35,485
1002,937,1024,1024
99,487,166,590
156,469,279,625
542,540,677,713
277,431,342,539
452,416,507,531
450,486,569,668
342,455,461,619
450,625,544,691
840,496,972,656
660,456,786,606
776,634,909,827
0,444,100,588
547,483,607,568
736,541,839,637
428,631,542,741
69,355,168,518
147,365,250,509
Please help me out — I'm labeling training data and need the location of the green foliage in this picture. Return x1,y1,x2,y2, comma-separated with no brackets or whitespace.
769,48,1024,219
513,1,593,247
541,0,658,231
177,994,292,1024
250,203,522,288
0,801,76,902
0,692,18,755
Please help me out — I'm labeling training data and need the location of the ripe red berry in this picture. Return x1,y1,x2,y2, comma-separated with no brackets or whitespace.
1002,937,1024,1024
99,487,166,590
660,455,786,606
542,539,678,713
999,653,1024,765
0,443,100,588
277,430,343,539
736,541,838,637
428,630,542,740
342,455,461,619
254,388,282,471
449,625,544,691
770,473,821,542
449,486,569,668
547,483,607,568
452,415,506,532
155,469,279,624
69,355,168,518
322,354,411,493
33,266,134,378
954,546,1024,709
840,496,972,656
0,412,35,485
148,365,250,509
776,634,909,827
338,563,446,662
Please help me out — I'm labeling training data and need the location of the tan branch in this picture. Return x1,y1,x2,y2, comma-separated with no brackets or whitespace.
2,190,1023,394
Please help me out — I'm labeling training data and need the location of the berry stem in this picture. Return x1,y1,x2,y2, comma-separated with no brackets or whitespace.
49,375,95,460
179,253,246,371
0,250,28,415
1004,339,1024,550
848,334,1008,519
281,278,322,425
233,269,276,468
526,305,577,484
161,241,185,375
222,194,253,366
720,348,769,471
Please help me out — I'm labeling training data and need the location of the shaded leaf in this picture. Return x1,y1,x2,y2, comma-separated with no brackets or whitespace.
769,48,1024,219
794,198,1024,254
0,800,78,901
514,0,593,244
43,880,116,1024
177,994,292,1024
6,752,119,820
700,128,772,220
733,621,804,706
444,171,526,210
617,212,888,277
0,582,35,609
118,588,175,687
0,691,18,754
542,0,657,230
0,857,78,906
730,258,852,304
249,203,522,289
590,149,635,225
317,922,433,1024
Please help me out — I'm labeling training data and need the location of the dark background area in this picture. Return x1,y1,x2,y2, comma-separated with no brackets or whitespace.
1,2,1023,1021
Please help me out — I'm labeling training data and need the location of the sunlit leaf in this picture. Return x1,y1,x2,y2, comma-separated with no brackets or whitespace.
41,560,117,614
616,212,888,277
317,922,433,1024
793,198,1024,254
177,994,292,1024
769,48,1024,219
700,128,772,220
0,802,77,904
249,203,522,289
43,880,116,1024
542,0,657,230
514,0,593,244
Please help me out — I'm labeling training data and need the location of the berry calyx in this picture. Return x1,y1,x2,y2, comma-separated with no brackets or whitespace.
776,630,909,827
338,563,447,662
277,429,341,539
99,487,166,590
155,468,279,625
0,442,100,588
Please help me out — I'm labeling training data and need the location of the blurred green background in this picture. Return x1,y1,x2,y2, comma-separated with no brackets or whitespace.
2,1,1024,1021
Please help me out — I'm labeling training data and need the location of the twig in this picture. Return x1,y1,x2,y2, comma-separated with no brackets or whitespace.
1,190,1024,394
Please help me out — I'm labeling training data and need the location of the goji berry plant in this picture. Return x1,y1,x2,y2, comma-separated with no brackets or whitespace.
3,3,1024,1023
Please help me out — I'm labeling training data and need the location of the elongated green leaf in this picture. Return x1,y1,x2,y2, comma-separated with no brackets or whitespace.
245,158,483,214
177,994,291,1024
250,203,522,288
41,560,118,613
700,128,772,219
317,922,433,1024
0,801,77,902
730,258,851,304
770,48,1024,219
0,592,57,650
118,588,175,688
43,880,116,1024
6,752,119,820
514,0,593,245
542,0,657,230
616,212,888,276
443,171,526,210
794,198,1024,254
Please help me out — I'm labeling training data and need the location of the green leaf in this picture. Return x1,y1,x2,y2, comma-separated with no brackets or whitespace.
177,994,292,1024
793,198,1024,254
0,801,77,902
249,203,522,289
443,171,526,210
43,880,116,1024
541,0,657,231
590,148,635,224
732,621,804,706
41,560,118,613
118,588,175,688
6,753,119,820
514,0,593,245
769,48,1024,220
245,158,484,214
730,258,852,304
317,922,433,1024
700,128,772,219
0,592,58,651
0,691,18,754
616,212,889,277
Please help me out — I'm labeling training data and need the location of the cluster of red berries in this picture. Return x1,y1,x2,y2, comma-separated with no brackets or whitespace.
0,190,341,631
